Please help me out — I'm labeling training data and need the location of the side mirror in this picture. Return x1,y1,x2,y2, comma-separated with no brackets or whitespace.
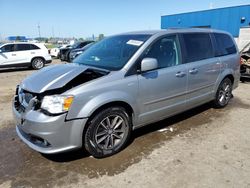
141,58,158,72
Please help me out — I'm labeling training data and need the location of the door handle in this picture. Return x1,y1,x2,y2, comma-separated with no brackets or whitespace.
189,68,198,74
176,71,186,78
12,54,16,56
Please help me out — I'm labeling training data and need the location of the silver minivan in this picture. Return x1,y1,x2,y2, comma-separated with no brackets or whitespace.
13,29,240,158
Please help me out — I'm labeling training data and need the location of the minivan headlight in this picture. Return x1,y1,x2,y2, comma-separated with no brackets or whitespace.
41,95,74,114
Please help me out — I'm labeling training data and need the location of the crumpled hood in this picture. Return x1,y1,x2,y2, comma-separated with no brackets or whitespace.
21,64,91,93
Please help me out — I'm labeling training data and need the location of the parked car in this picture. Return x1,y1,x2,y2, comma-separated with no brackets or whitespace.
0,42,52,69
59,41,93,62
13,29,240,158
69,42,94,62
240,47,250,81
50,44,71,58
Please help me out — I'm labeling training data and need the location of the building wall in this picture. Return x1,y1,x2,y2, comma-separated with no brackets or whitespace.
7,36,27,41
161,5,250,37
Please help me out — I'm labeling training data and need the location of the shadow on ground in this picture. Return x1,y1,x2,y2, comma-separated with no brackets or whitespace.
0,67,32,73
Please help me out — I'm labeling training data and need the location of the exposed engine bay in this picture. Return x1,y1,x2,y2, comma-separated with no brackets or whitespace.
14,67,109,115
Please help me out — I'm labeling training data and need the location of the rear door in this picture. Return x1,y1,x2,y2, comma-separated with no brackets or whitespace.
0,44,16,65
137,34,188,125
213,33,239,81
14,44,31,64
181,33,221,108
29,44,41,57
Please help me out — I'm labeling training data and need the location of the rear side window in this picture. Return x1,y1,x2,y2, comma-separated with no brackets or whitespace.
183,33,214,63
1,44,14,52
16,44,30,51
30,44,40,50
214,33,237,56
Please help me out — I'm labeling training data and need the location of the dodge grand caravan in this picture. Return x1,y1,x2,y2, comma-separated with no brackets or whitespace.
13,29,240,158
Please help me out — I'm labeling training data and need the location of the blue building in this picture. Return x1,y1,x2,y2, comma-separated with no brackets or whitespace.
7,36,28,41
161,5,250,38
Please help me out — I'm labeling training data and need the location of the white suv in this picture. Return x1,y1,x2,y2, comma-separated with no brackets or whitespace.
0,42,52,69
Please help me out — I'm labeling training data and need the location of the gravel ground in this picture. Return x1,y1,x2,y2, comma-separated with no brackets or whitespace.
0,60,250,188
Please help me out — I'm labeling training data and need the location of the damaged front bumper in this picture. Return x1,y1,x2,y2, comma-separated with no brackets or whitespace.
13,96,88,154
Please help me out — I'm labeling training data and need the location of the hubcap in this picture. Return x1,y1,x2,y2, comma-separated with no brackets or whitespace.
218,81,231,105
34,59,43,69
95,115,127,150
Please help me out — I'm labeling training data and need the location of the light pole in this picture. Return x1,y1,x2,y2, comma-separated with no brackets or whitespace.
37,23,41,40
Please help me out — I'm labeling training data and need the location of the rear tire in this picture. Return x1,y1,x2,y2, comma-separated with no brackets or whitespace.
31,58,45,70
84,107,132,158
214,78,233,108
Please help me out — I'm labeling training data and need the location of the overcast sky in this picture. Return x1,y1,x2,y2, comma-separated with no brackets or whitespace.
0,0,249,39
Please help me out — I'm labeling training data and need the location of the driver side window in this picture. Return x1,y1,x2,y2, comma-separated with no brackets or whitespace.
144,35,181,69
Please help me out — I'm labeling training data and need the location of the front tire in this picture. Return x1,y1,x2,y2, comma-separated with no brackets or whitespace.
31,58,45,70
214,78,233,108
84,107,132,158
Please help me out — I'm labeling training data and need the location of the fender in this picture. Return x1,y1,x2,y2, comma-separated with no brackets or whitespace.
213,68,235,98
74,90,138,120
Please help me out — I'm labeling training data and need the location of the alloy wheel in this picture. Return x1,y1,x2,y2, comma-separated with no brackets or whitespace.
33,58,44,69
218,81,232,106
95,115,127,150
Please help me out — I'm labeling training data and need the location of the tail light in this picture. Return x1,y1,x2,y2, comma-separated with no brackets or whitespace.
240,57,245,65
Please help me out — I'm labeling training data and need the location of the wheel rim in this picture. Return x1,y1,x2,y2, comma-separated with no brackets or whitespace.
33,59,44,69
95,115,127,150
218,81,232,105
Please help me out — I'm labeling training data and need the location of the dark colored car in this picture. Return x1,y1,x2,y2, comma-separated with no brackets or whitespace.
59,41,94,62
240,48,250,82
69,42,94,62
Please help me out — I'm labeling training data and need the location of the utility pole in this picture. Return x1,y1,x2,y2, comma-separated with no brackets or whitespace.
37,22,41,40
52,26,55,38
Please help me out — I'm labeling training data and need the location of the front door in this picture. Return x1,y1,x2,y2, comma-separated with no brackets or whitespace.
0,44,16,65
137,35,188,125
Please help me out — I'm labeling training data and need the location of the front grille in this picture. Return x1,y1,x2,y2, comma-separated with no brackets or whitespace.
14,86,40,112
18,89,34,107
23,91,34,105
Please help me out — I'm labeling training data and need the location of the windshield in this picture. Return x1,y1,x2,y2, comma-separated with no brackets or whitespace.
81,42,94,50
71,42,80,48
73,34,151,70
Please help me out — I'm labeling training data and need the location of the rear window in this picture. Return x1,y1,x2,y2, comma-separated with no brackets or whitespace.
30,44,40,50
183,33,214,63
214,33,237,56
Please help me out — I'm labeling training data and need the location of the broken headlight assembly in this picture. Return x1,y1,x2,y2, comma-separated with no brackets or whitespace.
41,95,74,115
